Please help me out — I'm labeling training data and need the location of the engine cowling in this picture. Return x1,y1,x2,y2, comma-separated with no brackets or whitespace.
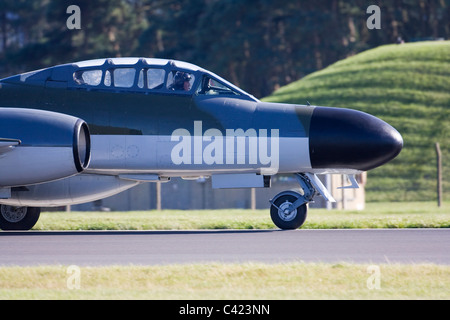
0,108,90,187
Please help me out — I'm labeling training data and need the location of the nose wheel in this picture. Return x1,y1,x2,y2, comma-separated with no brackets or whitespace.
269,173,319,230
270,192,307,229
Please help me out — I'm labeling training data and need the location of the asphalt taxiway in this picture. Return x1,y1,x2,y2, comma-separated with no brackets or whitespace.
0,229,449,266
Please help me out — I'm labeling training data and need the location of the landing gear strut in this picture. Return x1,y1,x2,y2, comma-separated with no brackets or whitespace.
0,205,40,231
269,173,318,230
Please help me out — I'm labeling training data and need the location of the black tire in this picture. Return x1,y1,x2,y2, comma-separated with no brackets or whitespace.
270,194,307,230
0,205,41,231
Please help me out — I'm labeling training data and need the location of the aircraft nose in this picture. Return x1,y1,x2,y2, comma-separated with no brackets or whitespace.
309,107,403,171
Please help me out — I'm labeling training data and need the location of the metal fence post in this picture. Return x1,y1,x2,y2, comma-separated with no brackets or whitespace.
436,142,442,207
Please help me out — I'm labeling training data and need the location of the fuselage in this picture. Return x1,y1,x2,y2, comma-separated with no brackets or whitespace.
0,57,403,179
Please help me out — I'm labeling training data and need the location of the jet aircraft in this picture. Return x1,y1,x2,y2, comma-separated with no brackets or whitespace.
0,58,403,230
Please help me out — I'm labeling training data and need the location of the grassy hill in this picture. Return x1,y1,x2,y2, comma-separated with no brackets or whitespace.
263,41,450,202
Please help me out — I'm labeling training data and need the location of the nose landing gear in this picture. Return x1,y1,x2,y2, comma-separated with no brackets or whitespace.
270,192,308,230
269,173,333,230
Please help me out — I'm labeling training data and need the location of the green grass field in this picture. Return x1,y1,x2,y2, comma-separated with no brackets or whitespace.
0,263,449,299
263,41,450,202
34,201,449,230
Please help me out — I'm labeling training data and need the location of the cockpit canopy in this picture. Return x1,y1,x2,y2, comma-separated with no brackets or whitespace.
6,57,257,101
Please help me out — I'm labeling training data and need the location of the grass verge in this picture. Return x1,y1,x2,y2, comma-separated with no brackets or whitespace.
34,201,450,230
0,262,448,299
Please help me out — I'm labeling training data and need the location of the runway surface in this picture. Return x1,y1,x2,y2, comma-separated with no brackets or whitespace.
0,229,449,266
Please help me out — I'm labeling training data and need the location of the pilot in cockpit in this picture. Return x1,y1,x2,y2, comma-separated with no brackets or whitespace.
171,71,192,91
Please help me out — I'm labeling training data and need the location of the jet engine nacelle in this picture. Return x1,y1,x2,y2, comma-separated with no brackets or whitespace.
0,108,90,187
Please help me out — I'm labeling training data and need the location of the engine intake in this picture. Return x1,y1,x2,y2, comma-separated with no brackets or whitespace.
0,108,91,187
73,119,91,172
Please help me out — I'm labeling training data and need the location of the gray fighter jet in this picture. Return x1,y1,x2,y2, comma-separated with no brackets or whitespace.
0,58,403,230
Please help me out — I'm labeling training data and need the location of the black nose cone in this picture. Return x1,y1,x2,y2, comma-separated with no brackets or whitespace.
309,107,403,171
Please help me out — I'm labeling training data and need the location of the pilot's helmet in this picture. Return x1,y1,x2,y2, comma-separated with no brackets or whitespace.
173,71,192,90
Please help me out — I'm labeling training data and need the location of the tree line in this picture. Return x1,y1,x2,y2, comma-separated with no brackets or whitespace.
1,0,449,98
